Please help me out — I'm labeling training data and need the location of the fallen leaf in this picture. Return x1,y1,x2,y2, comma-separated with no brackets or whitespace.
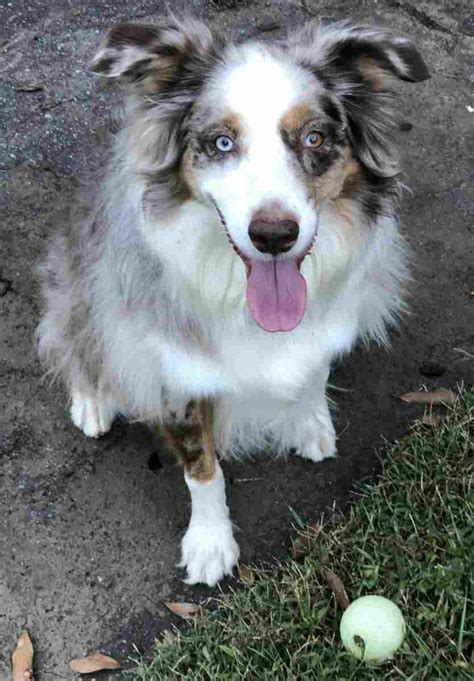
16,82,44,92
164,601,201,621
39,99,60,111
324,569,350,611
399,388,457,405
237,563,255,585
69,653,121,674
12,631,34,681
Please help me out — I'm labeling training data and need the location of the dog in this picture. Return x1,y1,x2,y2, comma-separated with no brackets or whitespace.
37,16,429,586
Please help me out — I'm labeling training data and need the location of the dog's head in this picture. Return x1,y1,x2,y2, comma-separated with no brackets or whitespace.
91,18,428,332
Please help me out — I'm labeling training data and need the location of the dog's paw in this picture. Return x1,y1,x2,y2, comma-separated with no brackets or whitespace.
70,393,117,438
180,519,240,586
293,419,337,462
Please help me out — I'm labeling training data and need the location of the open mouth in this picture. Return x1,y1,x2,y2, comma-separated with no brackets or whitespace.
211,199,317,333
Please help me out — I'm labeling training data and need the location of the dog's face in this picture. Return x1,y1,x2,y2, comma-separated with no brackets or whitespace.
183,48,338,332
91,19,428,331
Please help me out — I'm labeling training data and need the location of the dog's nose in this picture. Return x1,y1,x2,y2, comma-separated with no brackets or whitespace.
248,211,299,256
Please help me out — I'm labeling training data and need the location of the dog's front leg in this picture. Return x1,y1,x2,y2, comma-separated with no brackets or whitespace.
163,399,239,586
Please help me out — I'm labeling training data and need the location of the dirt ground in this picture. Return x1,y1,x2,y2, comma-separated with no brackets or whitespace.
0,0,472,678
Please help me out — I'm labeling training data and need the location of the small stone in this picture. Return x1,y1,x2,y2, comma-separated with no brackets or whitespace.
0,279,11,296
18,473,38,493
98,576,114,589
257,16,280,32
461,17,474,36
400,120,413,132
419,361,446,377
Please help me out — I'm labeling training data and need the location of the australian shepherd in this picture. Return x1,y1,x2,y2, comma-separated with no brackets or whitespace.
37,17,429,585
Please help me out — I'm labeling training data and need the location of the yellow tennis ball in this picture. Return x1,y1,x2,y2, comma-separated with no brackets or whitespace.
340,595,406,663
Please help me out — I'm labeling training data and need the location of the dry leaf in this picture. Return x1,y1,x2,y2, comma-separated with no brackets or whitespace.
12,630,34,681
16,83,44,92
324,569,350,611
164,601,201,621
237,563,255,585
399,388,457,405
69,653,121,674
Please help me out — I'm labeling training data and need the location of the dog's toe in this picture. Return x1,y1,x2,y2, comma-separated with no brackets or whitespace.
292,420,337,462
297,436,337,462
70,392,117,438
180,520,240,586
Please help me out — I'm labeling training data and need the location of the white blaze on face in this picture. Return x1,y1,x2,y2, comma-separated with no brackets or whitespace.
196,45,321,332
199,45,319,258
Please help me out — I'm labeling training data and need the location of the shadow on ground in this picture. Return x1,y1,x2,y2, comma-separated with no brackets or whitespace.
0,1,472,677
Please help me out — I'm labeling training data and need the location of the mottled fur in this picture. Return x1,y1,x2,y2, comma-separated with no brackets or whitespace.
37,16,429,585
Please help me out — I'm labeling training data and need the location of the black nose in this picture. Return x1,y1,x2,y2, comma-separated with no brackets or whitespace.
248,218,299,256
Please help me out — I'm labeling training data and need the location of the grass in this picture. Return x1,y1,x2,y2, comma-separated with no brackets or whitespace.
133,392,473,680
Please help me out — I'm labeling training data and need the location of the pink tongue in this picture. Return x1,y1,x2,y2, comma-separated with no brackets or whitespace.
246,259,307,332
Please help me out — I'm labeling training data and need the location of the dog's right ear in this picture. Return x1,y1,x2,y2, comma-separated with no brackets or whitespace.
90,17,216,94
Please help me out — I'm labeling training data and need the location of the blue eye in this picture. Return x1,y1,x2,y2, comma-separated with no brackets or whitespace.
215,135,234,152
304,131,324,148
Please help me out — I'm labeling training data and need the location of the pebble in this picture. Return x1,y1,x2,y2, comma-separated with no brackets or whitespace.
461,17,474,36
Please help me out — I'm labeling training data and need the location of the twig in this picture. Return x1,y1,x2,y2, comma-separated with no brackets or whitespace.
453,347,474,360
324,569,350,610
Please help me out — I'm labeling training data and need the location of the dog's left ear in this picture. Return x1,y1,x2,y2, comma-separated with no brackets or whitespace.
326,26,429,88
289,23,429,176
290,23,429,87
90,17,216,94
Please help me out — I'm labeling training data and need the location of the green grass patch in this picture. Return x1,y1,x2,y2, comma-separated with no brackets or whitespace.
133,392,473,680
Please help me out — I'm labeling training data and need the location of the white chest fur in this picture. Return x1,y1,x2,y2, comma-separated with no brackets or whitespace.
99,198,405,427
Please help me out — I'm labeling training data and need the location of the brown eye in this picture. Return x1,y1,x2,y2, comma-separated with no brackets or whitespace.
304,131,324,149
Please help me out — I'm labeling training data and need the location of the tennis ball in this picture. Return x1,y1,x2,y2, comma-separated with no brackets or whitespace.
340,595,406,663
